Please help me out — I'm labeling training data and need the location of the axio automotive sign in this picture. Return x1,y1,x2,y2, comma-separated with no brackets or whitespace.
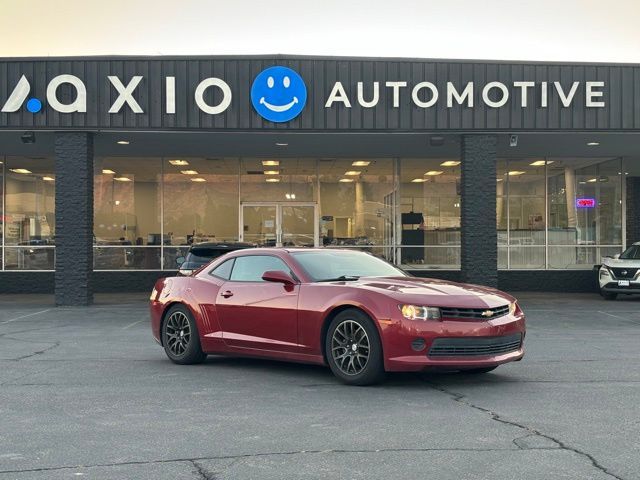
0,65,606,123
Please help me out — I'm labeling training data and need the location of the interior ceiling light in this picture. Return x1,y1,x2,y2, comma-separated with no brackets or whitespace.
496,178,504,182
102,169,116,175
587,178,597,183
262,160,280,166
180,170,198,175
265,178,280,183
424,171,443,176
191,178,206,182
264,170,280,175
440,161,460,167
275,142,288,146
285,193,296,200
530,160,554,166
114,176,132,182
507,171,526,176
344,171,361,176
339,178,354,183
116,140,130,145
352,161,371,166
587,142,600,146
43,176,55,181
411,178,427,183
169,160,189,166
10,168,32,174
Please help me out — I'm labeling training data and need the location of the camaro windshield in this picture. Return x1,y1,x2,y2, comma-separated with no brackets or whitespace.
291,250,407,282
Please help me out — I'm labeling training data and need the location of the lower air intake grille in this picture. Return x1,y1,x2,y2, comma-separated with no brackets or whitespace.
428,333,522,358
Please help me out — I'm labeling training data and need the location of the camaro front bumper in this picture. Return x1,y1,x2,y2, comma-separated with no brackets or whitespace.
382,313,526,372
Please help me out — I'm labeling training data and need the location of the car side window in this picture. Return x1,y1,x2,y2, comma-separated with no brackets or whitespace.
209,259,234,280
229,255,291,282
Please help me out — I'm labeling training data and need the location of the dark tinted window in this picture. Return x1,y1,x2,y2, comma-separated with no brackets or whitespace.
230,256,291,282
210,259,234,280
620,245,640,260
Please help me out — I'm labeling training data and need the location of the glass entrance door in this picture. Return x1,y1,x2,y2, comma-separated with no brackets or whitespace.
240,203,318,247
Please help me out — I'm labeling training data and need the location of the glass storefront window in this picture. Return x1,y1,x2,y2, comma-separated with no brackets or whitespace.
3,156,55,270
94,157,161,270
400,158,460,268
318,159,394,261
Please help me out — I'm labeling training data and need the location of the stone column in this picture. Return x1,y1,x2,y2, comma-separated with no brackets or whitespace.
627,176,640,247
54,132,94,305
460,135,498,287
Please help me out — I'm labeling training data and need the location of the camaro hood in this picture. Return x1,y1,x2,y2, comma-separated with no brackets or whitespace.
341,276,514,308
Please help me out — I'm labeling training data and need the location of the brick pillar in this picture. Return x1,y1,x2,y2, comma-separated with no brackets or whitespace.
55,132,94,305
627,177,640,247
460,135,497,287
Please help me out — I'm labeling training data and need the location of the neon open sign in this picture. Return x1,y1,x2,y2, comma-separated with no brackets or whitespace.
576,198,596,208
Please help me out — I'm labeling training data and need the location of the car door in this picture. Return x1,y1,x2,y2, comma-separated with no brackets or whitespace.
216,254,300,352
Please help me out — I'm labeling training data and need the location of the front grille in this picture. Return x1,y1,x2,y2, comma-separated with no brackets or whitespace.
439,304,510,320
610,267,639,279
428,333,522,358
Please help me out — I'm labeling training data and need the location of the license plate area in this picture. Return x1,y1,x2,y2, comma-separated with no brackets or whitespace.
618,280,630,287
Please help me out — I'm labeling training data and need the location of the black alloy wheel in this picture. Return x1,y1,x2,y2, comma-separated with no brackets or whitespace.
162,304,206,364
326,308,385,386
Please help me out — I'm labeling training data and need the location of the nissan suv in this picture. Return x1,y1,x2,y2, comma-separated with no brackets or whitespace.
599,242,640,300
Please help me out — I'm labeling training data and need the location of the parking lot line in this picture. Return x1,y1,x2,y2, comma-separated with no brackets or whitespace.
0,309,51,325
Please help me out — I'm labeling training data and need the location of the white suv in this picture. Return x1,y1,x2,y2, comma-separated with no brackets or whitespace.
599,242,640,300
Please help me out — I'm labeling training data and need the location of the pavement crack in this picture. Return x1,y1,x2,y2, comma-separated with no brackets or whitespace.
426,382,625,480
191,460,218,480
11,341,60,361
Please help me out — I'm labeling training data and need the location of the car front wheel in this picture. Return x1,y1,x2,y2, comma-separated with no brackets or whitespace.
325,308,385,386
162,304,206,365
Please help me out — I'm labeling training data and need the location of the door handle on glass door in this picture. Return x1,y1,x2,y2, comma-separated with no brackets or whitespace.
221,291,234,298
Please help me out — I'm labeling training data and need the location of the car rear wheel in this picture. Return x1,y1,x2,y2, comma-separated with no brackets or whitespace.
162,305,206,365
601,291,617,300
325,309,385,386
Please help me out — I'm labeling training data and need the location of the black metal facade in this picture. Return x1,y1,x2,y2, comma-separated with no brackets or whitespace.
1,55,640,132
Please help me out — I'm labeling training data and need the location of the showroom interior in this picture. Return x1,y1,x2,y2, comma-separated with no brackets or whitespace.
1,56,639,304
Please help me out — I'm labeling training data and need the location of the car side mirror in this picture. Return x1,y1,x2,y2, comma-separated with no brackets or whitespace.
175,256,185,266
613,254,620,260
262,270,296,285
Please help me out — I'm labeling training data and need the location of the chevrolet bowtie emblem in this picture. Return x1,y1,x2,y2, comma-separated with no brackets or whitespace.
481,310,494,317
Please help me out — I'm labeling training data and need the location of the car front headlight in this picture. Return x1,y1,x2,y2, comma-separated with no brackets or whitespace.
399,304,441,321
509,302,517,316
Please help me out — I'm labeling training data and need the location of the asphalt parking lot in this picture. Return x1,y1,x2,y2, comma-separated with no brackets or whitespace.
0,293,639,480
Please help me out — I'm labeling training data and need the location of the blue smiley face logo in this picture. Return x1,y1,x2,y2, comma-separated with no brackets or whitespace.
251,66,307,123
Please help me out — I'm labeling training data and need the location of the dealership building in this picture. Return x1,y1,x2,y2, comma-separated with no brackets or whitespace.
0,55,639,304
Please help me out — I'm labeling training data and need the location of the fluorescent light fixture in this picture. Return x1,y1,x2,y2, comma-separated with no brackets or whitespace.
440,161,460,167
265,178,280,183
496,178,504,182
102,169,116,175
424,171,443,176
191,178,206,182
587,142,600,146
10,168,32,174
275,142,288,146
114,177,132,182
507,171,526,176
530,160,554,166
587,178,597,183
169,159,189,166
264,170,280,175
116,140,130,145
352,161,371,166
43,176,55,181
339,178,354,183
262,160,280,166
344,171,361,176
411,178,427,183
180,170,199,175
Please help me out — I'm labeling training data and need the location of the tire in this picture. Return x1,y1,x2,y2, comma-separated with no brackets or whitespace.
161,304,206,365
325,308,385,386
461,366,498,374
601,291,618,301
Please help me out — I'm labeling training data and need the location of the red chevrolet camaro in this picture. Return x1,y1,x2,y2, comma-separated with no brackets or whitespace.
150,248,525,385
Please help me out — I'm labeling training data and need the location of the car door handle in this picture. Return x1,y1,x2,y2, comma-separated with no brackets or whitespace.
221,291,234,298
